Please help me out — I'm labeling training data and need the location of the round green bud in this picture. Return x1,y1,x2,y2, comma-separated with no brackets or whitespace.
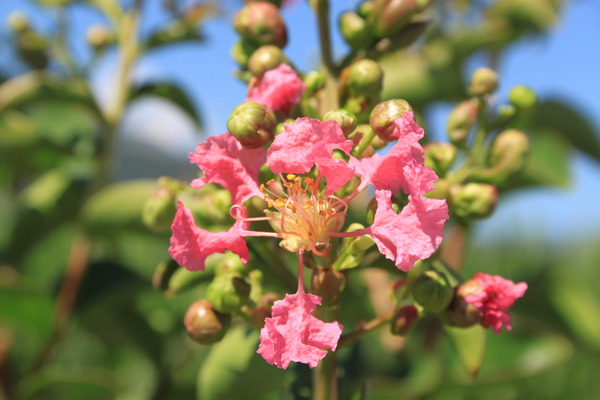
205,273,251,314
449,183,498,219
323,108,358,136
86,24,112,49
509,85,537,109
390,304,419,336
184,300,231,344
424,142,457,178
411,269,454,313
446,99,478,147
248,45,285,78
311,267,346,307
424,178,449,200
469,67,499,96
7,11,29,33
227,101,276,148
345,59,384,97
339,11,369,50
233,1,287,48
357,0,375,18
369,99,412,142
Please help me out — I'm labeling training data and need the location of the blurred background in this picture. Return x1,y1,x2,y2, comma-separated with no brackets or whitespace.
0,0,599,399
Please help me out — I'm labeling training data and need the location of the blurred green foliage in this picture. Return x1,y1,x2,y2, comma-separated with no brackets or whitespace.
0,0,599,399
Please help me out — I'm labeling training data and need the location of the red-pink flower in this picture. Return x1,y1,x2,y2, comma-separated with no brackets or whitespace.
248,64,306,115
257,290,343,369
464,273,528,334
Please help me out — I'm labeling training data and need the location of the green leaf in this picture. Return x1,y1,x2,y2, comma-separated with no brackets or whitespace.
533,99,600,162
16,371,115,400
197,325,287,400
550,270,600,351
81,180,157,234
444,325,487,379
129,82,203,129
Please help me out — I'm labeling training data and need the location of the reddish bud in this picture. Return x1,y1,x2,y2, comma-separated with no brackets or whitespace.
370,99,412,142
390,304,419,336
234,2,287,48
446,99,478,147
184,300,231,344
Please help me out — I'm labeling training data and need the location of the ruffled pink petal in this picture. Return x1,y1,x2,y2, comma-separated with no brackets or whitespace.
168,201,249,271
465,273,528,334
267,118,354,193
189,132,266,205
248,64,306,115
367,190,449,271
257,291,343,369
351,112,437,196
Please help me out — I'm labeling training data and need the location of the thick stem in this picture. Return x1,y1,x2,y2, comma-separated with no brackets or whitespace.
312,0,338,113
352,128,376,158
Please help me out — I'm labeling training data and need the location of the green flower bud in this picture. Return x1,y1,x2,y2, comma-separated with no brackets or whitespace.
339,11,370,50
424,142,457,177
369,99,412,142
390,304,419,336
142,179,177,232
449,183,498,219
311,267,346,307
411,269,454,313
357,0,375,18
233,2,287,48
323,108,358,136
215,252,251,276
469,67,499,96
7,11,29,33
442,280,482,328
343,59,384,97
509,85,537,109
205,273,251,314
231,38,259,68
470,129,529,184
446,99,478,147
304,70,326,94
86,25,112,50
369,0,431,38
248,45,285,78
227,101,276,148
184,300,231,344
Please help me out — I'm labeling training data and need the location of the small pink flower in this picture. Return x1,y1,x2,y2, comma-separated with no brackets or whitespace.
257,290,343,369
168,201,249,271
464,273,528,334
248,64,306,115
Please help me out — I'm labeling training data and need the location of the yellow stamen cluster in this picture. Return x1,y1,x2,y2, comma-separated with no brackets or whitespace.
260,174,347,254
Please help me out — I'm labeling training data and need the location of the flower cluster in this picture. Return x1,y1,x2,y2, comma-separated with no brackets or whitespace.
167,64,449,368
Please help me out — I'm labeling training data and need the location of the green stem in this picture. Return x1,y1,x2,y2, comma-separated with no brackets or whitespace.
97,10,140,187
312,0,338,113
338,311,394,347
448,97,488,185
314,307,339,400
352,128,376,158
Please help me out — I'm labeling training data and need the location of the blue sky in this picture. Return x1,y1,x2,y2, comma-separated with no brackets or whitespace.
1,0,599,242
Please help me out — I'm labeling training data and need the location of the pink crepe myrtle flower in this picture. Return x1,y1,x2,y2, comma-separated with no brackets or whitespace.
169,111,448,368
464,273,528,334
248,63,306,115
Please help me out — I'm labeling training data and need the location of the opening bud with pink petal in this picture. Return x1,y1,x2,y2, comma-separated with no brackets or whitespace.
234,1,288,48
370,99,413,142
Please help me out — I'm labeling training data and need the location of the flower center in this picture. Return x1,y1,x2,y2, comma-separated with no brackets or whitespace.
260,174,348,255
